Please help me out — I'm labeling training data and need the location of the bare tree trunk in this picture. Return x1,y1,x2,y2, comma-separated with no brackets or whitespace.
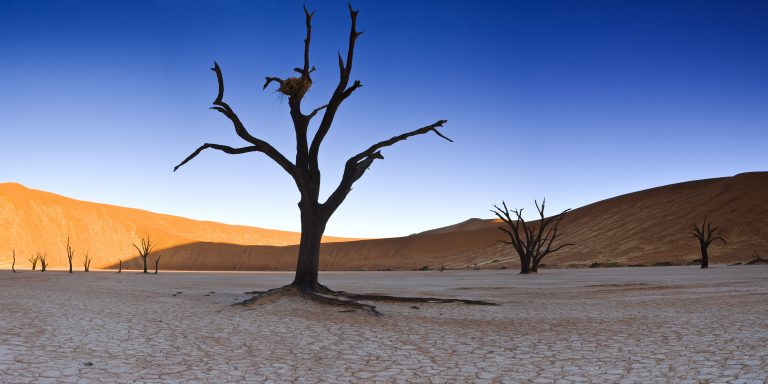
154,255,160,274
118,259,122,273
292,204,326,290
700,244,709,269
530,256,539,273
520,254,531,274
11,250,16,273
142,256,148,273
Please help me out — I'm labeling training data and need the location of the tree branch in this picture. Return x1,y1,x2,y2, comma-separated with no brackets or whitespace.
301,5,316,78
174,144,260,172
321,120,450,218
262,76,285,90
175,63,297,179
349,120,451,164
308,4,365,175
307,104,328,120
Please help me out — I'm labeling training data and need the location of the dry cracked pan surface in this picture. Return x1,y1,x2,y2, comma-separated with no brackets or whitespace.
1,266,767,383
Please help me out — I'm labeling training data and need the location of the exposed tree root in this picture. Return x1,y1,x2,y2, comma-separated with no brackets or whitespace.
235,283,496,316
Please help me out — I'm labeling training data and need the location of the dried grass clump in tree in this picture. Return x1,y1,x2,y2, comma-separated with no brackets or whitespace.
278,76,312,97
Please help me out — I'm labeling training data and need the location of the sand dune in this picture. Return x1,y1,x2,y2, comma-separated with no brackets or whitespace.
3,172,767,271
121,172,768,271
0,183,352,269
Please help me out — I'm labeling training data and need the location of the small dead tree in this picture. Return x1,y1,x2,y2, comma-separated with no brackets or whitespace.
691,216,726,269
29,253,39,271
132,235,156,274
39,253,48,272
11,249,16,273
66,237,75,273
154,254,161,274
492,199,573,274
83,251,92,272
117,259,122,273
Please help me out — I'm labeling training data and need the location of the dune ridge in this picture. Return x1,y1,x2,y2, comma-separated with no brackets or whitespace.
2,172,767,271
0,182,352,269
117,172,768,271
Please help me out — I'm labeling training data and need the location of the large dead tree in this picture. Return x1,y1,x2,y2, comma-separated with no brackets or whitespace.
691,216,726,269
174,5,493,314
132,235,156,274
492,199,572,274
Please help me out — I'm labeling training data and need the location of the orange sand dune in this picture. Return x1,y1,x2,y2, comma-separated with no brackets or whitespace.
118,172,768,271
0,183,353,269
3,172,767,271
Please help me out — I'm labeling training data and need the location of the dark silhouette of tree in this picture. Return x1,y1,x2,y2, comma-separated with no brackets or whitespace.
132,235,156,274
83,251,92,272
691,216,726,269
11,249,16,273
492,199,572,274
39,253,48,272
66,237,75,273
174,5,493,314
154,254,161,274
117,259,122,273
29,253,39,271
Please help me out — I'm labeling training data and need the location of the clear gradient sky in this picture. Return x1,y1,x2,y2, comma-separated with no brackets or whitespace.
1,0,766,238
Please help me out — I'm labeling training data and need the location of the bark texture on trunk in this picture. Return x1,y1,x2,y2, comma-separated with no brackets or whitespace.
700,245,709,269
292,203,326,290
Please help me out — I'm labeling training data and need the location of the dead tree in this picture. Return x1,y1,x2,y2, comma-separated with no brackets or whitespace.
173,5,493,314
66,237,75,273
117,259,122,273
83,251,92,272
11,249,16,273
492,199,572,274
691,216,726,269
154,254,160,274
29,253,39,271
39,253,48,272
132,235,156,274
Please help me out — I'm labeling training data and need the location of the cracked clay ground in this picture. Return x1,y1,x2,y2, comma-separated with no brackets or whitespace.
1,265,767,383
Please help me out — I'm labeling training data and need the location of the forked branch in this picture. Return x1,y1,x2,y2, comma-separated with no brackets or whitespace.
175,63,296,179
308,4,365,174
322,120,451,217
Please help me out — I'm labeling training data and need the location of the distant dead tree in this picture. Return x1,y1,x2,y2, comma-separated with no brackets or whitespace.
172,5,493,313
691,216,726,269
117,259,122,273
11,249,16,273
492,199,573,274
83,251,92,272
29,253,39,271
153,254,161,274
66,237,75,273
132,235,156,274
39,253,48,272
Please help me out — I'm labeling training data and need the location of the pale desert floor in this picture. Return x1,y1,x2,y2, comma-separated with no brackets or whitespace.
1,265,767,384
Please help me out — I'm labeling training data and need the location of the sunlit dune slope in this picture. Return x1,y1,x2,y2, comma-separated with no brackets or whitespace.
0,183,352,269
118,172,768,271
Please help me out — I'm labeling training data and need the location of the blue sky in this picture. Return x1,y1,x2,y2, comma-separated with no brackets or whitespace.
1,0,766,238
